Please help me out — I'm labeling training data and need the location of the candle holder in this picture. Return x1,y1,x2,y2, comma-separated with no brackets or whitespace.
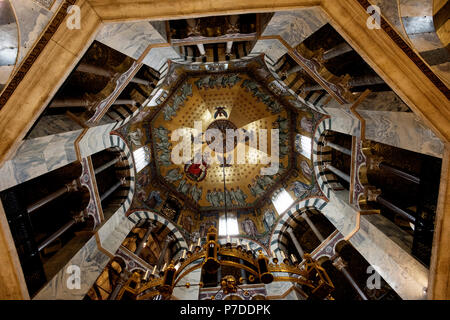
271,251,278,264
159,263,167,277
290,254,299,266
279,251,290,265
236,239,242,251
245,243,253,256
142,270,150,282
195,237,202,252
179,249,187,263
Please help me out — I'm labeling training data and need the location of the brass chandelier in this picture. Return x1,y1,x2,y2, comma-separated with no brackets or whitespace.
120,226,334,300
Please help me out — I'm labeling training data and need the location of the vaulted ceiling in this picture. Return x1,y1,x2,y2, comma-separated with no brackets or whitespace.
130,56,307,212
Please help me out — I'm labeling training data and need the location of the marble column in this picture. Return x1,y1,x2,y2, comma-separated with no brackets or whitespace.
301,213,324,242
323,43,353,60
50,99,136,108
321,189,428,299
27,180,78,214
113,99,137,106
108,270,130,300
100,177,126,202
217,261,222,285
226,41,233,54
157,238,171,269
324,163,350,183
378,162,420,184
94,157,120,175
38,219,77,252
197,44,206,56
376,195,416,223
325,141,352,156
286,65,303,76
77,63,151,86
135,225,153,256
323,106,443,158
287,228,304,259
332,256,368,300
303,75,384,91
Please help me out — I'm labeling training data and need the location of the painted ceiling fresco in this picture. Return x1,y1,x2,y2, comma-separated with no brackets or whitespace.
118,55,324,244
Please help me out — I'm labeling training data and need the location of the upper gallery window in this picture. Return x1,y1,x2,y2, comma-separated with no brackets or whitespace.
219,212,239,236
134,146,151,173
272,188,294,214
296,134,312,159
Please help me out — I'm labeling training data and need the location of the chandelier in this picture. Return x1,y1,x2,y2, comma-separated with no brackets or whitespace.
119,226,334,300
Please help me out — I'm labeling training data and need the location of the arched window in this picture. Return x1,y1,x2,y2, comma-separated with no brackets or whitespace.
219,212,239,236
295,134,312,159
133,146,151,173
272,188,294,214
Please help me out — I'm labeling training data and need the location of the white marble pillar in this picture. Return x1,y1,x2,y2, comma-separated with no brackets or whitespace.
286,228,304,259
301,213,324,242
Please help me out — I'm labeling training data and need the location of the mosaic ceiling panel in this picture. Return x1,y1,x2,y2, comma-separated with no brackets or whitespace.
126,56,315,212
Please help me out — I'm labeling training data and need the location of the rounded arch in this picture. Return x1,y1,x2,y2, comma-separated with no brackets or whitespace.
260,52,331,114
397,0,449,87
126,210,189,253
312,117,348,200
130,267,146,274
108,61,170,129
110,256,127,272
107,132,136,217
269,197,328,254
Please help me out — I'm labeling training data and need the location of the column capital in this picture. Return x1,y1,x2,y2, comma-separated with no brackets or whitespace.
332,256,347,271
367,155,384,170
365,186,382,202
65,180,79,193
72,211,87,224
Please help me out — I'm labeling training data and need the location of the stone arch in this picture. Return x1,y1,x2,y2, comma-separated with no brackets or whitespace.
111,256,126,269
398,0,449,87
129,267,147,274
108,61,170,129
312,117,349,199
269,197,327,254
126,210,188,254
106,133,135,218
259,48,333,115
